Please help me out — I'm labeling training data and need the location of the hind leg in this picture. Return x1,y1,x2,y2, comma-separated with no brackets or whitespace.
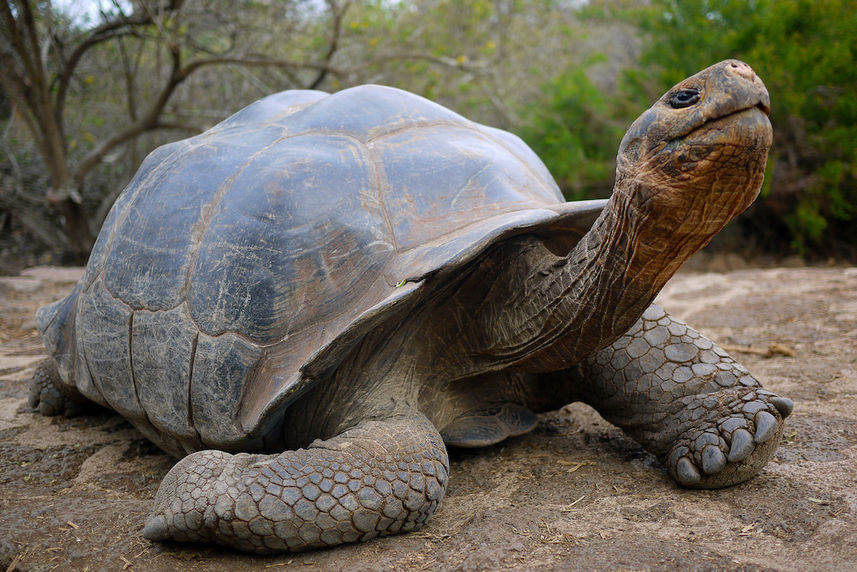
28,359,90,417
550,303,793,489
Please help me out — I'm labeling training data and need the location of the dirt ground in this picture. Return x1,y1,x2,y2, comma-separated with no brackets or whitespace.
1,263,855,571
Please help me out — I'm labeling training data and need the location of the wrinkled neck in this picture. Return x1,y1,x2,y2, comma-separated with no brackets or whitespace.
421,173,748,381
508,175,725,373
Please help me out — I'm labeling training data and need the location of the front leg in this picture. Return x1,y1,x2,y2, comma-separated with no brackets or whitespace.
142,411,449,553
549,303,793,489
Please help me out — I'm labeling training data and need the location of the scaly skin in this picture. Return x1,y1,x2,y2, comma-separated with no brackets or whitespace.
28,359,87,417
140,413,448,553
553,304,793,488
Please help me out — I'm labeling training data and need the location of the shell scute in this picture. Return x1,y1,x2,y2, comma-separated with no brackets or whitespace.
103,126,287,311
282,85,469,141
372,124,562,252
132,304,199,445
187,133,391,343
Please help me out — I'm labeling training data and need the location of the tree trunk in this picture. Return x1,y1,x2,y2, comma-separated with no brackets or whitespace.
57,198,93,263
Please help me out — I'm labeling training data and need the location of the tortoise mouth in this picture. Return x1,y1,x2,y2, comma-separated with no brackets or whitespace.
652,105,772,176
682,103,770,139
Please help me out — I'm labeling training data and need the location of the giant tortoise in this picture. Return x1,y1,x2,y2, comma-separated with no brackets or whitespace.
31,59,792,553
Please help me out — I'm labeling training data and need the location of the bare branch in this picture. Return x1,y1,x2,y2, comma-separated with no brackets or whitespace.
73,44,182,186
232,63,275,94
366,52,489,75
1,3,70,188
0,51,40,148
1,103,66,250
55,1,184,124
2,103,27,186
73,43,347,188
17,0,42,78
182,54,344,76
308,0,350,89
0,2,41,101
153,122,202,133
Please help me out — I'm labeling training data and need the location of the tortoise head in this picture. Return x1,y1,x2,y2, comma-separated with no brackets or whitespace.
614,60,772,241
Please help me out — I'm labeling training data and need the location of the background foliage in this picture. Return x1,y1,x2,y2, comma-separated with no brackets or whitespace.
2,0,855,268
632,0,857,257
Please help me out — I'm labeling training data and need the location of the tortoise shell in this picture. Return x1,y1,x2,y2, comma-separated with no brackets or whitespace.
38,85,605,456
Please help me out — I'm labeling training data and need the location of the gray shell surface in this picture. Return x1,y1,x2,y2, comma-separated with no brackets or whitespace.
38,85,606,453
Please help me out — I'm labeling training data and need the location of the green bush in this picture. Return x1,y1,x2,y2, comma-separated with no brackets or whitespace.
518,0,857,259
515,61,626,201
633,0,857,258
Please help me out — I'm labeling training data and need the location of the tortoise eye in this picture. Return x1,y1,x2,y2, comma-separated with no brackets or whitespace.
670,88,701,109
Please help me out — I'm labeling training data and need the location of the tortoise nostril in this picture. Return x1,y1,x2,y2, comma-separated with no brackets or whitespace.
729,61,756,81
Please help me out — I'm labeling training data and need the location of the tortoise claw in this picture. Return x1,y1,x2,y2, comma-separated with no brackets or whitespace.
142,514,169,541
754,411,778,443
665,388,791,488
701,444,727,474
770,396,794,418
727,428,754,463
676,457,701,485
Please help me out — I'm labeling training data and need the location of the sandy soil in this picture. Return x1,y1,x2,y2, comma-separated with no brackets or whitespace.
1,264,855,571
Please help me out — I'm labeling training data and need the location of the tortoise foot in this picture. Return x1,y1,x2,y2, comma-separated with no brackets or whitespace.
667,387,793,489
144,413,448,553
559,304,794,489
28,359,88,417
